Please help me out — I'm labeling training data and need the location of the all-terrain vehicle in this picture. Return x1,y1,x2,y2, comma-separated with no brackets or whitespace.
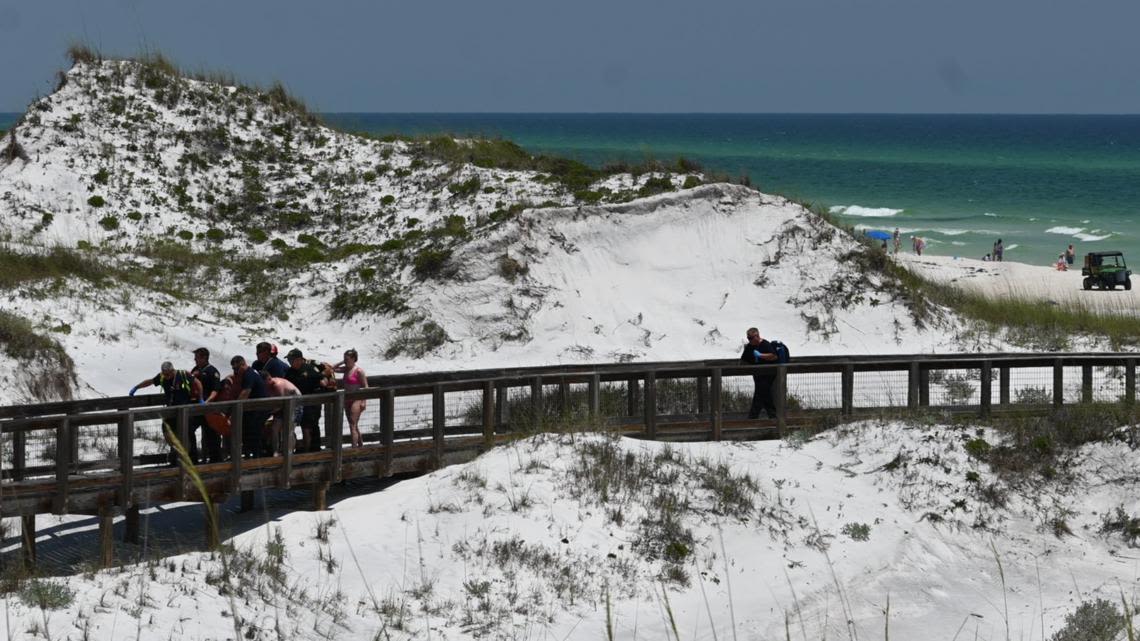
1081,251,1132,290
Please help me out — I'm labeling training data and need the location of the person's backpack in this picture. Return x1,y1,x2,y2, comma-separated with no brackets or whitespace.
769,340,791,364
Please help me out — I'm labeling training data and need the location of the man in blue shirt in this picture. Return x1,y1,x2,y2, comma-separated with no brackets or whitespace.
231,355,270,458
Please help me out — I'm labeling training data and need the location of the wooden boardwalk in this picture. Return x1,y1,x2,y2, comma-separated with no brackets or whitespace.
2,352,1135,568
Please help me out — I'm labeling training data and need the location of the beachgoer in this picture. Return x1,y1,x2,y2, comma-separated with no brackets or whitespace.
230,355,270,458
191,347,223,463
892,228,901,254
1056,254,1068,271
1066,244,1076,266
880,239,888,251
982,254,991,261
915,236,926,256
262,371,302,456
129,361,204,464
334,349,368,448
252,341,289,378
993,239,1004,262
284,348,336,452
740,327,778,420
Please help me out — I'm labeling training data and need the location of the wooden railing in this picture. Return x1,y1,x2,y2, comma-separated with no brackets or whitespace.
1,352,1135,567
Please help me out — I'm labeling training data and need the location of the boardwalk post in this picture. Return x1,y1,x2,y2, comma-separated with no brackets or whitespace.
21,514,35,569
841,364,854,417
53,417,70,514
627,377,639,417
530,376,543,429
481,381,495,449
559,378,570,417
117,412,134,508
205,502,220,550
919,367,930,407
313,482,330,511
331,391,345,482
98,506,114,568
241,491,255,512
775,365,788,437
980,360,993,419
999,365,1011,406
907,361,920,410
432,385,445,468
12,429,25,480
588,374,601,421
644,371,657,439
1126,358,1136,406
381,389,395,476
1053,358,1065,407
710,368,723,441
230,402,244,491
123,506,140,544
1081,364,1093,404
281,396,296,488
494,383,506,430
696,375,708,414
175,406,190,500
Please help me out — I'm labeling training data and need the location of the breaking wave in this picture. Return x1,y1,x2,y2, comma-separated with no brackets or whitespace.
829,205,904,217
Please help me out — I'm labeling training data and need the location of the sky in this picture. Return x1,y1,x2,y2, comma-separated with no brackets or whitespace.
0,0,1138,114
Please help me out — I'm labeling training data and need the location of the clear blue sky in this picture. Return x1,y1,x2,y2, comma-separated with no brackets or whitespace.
1,0,1137,114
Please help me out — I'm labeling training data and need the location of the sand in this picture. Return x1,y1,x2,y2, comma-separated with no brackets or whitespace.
893,252,1140,314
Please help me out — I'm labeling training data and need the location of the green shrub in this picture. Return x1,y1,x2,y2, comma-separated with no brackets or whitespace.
278,211,312,229
17,579,75,610
177,230,194,241
840,522,871,541
359,267,376,281
448,176,482,199
384,318,448,358
963,438,991,460
247,228,268,243
297,233,324,247
381,194,396,206
126,211,142,221
0,310,74,365
574,189,604,204
1049,598,1123,641
277,245,325,264
638,175,675,197
429,215,467,240
98,215,119,231
87,195,106,208
413,247,451,278
380,238,405,252
682,175,701,189
362,171,377,182
93,168,110,185
499,254,528,282
330,285,409,320
205,228,225,242
271,238,288,251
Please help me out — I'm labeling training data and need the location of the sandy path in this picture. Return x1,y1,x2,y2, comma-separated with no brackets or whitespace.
893,253,1139,314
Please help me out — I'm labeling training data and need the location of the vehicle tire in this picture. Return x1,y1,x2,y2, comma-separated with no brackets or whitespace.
1083,277,1092,290
1127,278,1133,291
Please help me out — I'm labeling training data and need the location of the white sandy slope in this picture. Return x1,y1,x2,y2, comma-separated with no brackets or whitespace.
4,425,1139,640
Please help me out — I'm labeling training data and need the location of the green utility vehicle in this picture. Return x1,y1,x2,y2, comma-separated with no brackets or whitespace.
1081,251,1132,291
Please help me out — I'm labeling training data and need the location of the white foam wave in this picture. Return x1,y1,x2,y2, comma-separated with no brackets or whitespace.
983,212,998,217
1046,226,1084,236
1006,244,1019,251
830,205,903,218
1075,232,1112,242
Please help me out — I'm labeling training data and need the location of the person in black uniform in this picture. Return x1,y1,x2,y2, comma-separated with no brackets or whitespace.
284,348,335,452
230,355,269,458
252,342,289,378
191,347,223,463
740,327,778,419
130,361,204,463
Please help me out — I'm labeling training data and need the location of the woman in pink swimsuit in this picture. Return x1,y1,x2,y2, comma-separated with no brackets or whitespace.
334,349,368,447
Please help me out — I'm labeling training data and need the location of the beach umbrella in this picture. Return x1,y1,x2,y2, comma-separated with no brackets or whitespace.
866,230,892,241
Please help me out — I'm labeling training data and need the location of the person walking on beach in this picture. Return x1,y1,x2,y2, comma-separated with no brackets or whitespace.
892,228,901,254
914,236,926,256
993,239,1004,262
334,349,368,448
1066,244,1076,266
740,327,778,420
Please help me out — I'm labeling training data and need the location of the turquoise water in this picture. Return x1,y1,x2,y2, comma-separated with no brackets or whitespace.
6,112,1138,265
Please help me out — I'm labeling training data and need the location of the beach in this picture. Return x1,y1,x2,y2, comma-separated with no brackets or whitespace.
894,252,1139,314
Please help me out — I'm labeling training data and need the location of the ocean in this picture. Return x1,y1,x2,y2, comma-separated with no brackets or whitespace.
5,112,1138,265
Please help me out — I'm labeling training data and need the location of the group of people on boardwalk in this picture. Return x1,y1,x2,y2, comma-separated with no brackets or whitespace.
131,342,369,463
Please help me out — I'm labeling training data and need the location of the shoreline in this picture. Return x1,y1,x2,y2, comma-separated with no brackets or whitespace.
893,252,1139,314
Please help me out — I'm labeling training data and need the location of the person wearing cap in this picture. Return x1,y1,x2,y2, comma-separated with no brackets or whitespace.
252,341,289,378
191,348,223,463
284,348,336,452
231,355,270,458
129,361,204,464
